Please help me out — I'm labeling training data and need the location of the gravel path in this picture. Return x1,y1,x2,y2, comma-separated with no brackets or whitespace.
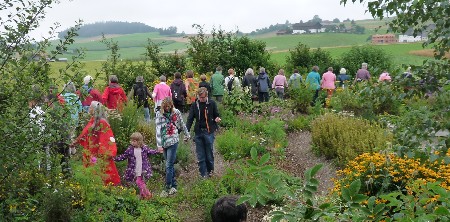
177,131,337,221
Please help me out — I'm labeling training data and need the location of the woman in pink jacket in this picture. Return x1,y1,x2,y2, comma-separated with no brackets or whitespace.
321,67,336,99
272,69,288,99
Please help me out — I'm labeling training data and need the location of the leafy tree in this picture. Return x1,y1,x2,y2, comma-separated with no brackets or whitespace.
286,43,335,73
187,25,271,75
0,1,87,220
333,18,341,23
341,0,450,59
339,45,393,77
310,15,323,23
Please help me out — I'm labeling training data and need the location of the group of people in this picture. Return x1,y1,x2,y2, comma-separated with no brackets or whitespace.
41,72,221,200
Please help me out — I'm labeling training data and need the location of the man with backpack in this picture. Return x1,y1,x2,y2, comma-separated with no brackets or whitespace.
257,67,271,103
132,76,152,122
170,72,187,112
224,68,240,94
288,69,303,89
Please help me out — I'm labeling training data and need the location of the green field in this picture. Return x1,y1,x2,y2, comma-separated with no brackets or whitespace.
48,19,433,72
255,33,370,51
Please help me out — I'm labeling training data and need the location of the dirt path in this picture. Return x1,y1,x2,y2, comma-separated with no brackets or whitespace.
178,131,337,221
279,131,337,195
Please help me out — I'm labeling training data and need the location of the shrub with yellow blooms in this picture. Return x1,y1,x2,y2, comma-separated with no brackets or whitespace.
333,152,450,197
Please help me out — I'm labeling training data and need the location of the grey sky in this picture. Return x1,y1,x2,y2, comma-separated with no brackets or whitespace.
32,0,373,38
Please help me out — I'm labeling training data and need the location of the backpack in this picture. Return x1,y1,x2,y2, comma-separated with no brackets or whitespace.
290,74,302,88
172,83,184,104
258,76,269,92
133,84,147,103
227,77,235,92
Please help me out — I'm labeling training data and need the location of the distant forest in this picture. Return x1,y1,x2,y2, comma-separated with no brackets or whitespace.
57,21,177,39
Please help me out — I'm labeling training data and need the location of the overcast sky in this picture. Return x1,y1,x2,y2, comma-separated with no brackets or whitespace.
30,0,374,38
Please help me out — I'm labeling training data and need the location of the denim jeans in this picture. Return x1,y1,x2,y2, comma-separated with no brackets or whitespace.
194,131,215,177
258,92,269,102
275,88,285,99
143,107,150,123
163,143,178,189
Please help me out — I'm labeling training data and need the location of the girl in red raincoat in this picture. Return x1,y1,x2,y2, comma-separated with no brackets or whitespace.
72,101,121,185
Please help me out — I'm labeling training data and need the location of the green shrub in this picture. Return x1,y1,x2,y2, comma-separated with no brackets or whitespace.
222,148,301,208
109,101,140,153
176,140,194,170
329,88,362,114
311,113,392,165
218,106,238,128
288,85,314,114
136,121,156,148
216,129,266,160
222,89,254,114
286,115,312,132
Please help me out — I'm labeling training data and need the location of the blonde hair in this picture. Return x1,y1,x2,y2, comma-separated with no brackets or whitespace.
161,97,174,112
130,132,144,147
197,87,209,96
200,74,207,81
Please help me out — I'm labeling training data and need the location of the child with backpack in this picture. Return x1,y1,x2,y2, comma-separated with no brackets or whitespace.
114,132,163,200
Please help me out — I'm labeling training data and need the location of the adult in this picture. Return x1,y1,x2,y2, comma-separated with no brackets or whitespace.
403,66,412,79
199,74,212,98
337,68,350,88
288,69,303,89
211,195,248,222
210,66,225,102
170,72,187,112
72,101,121,185
186,87,221,178
305,66,321,105
378,70,392,82
242,68,258,101
61,81,83,141
272,69,288,99
80,75,103,112
185,70,199,110
155,97,189,197
102,75,127,110
224,68,241,94
152,75,172,113
321,67,337,99
354,62,371,83
132,76,152,122
257,67,271,103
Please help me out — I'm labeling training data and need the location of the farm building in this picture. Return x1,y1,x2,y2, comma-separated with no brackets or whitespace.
398,24,435,43
372,34,397,44
292,22,324,34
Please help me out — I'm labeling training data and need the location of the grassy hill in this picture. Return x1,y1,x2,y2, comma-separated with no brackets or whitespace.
48,18,431,67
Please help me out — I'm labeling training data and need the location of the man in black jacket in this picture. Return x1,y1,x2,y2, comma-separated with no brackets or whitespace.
185,87,221,178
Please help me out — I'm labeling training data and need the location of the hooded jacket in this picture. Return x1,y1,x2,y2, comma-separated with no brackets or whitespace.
102,83,127,110
257,72,271,93
170,79,187,103
186,98,220,134
210,71,225,96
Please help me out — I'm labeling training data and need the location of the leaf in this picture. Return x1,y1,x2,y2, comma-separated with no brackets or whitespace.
319,203,331,210
250,147,257,160
351,194,367,203
434,207,450,215
348,180,361,195
341,188,351,202
309,164,323,178
259,153,270,165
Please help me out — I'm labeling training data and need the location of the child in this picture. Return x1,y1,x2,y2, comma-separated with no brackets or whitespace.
114,132,162,199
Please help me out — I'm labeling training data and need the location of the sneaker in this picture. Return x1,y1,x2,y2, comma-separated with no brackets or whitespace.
159,190,169,198
168,187,177,195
